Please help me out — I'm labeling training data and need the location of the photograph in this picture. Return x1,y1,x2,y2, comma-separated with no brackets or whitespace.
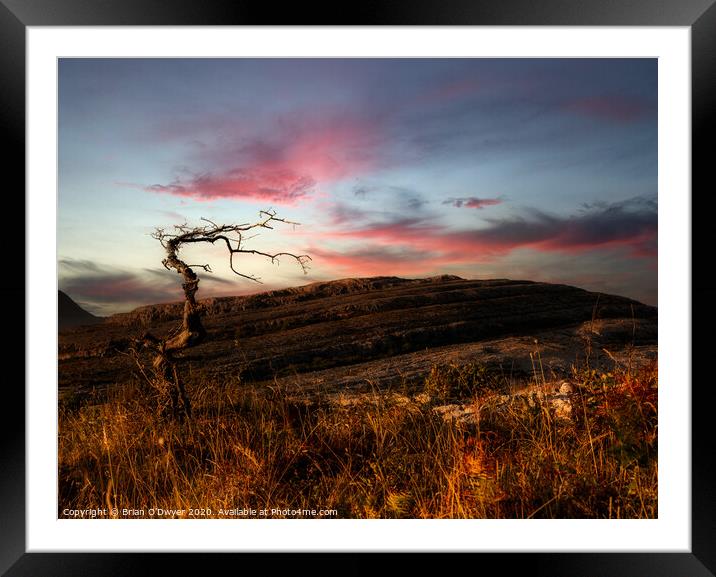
57,57,659,521
5,5,710,573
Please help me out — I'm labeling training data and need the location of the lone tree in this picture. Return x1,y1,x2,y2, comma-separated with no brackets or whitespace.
136,209,310,420
151,209,311,352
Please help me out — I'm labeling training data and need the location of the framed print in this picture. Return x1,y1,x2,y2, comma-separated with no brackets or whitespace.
4,1,714,575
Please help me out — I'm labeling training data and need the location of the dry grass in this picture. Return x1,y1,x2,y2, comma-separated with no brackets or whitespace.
471,359,658,518
58,357,657,519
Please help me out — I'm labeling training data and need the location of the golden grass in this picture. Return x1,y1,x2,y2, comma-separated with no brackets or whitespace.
58,358,657,519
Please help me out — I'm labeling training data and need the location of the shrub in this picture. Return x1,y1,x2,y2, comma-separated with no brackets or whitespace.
423,362,510,400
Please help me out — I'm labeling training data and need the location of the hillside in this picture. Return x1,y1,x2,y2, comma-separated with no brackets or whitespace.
59,275,659,519
58,276,657,400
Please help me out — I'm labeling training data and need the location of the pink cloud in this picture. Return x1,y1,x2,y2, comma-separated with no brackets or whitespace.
535,232,657,258
143,116,383,204
145,169,315,203
314,199,657,265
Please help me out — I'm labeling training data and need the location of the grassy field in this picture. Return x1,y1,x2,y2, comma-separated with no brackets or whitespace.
58,357,657,519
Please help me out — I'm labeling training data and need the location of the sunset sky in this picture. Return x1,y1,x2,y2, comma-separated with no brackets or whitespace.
58,58,657,316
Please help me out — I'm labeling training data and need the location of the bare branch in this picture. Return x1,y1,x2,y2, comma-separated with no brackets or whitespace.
199,216,219,228
186,263,213,273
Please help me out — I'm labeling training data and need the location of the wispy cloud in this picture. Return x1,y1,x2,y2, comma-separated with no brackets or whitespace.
59,259,235,314
443,197,502,209
352,183,378,197
144,169,316,204
318,197,657,261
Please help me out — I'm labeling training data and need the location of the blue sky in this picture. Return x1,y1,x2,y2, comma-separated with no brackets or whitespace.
58,58,657,315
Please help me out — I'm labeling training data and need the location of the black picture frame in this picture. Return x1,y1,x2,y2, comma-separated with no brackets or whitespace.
3,1,713,575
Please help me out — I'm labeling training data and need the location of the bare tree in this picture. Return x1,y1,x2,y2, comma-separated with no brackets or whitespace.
151,209,311,352
134,209,310,420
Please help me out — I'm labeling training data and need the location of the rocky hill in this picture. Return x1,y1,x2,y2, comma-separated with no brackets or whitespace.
58,276,657,399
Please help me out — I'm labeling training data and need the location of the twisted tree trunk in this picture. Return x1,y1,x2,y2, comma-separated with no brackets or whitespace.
162,242,207,351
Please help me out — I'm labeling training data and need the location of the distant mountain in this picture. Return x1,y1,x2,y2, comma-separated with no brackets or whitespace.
59,291,102,330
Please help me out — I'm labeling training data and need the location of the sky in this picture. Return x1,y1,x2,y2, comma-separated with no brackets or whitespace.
58,58,658,316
